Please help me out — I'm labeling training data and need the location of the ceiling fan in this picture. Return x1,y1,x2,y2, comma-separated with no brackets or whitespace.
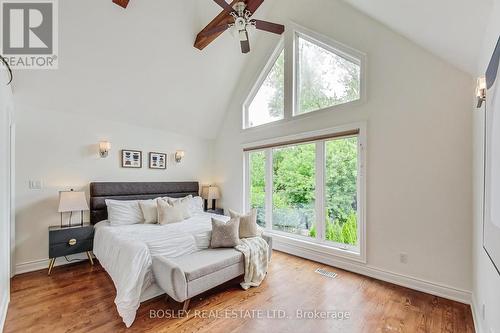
111,0,284,54
195,0,285,53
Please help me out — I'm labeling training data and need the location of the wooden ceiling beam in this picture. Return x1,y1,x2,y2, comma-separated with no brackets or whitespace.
112,0,130,9
194,0,241,51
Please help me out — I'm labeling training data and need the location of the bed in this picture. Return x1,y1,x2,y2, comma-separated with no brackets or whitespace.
89,182,230,327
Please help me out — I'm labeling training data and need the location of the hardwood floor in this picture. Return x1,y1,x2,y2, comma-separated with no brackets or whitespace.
4,251,474,333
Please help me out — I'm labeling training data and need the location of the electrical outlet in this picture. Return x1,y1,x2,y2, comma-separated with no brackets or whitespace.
400,253,408,264
28,180,42,190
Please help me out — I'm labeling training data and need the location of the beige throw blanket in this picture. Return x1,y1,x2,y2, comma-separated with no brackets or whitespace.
235,237,269,290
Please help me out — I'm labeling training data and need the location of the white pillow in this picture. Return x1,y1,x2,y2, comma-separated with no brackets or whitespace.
178,199,192,219
106,199,143,226
190,196,204,214
168,195,203,215
167,195,192,204
167,196,193,219
229,209,259,238
157,199,185,224
139,199,158,224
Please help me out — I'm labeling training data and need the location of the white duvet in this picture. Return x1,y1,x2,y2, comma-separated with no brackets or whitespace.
93,212,229,327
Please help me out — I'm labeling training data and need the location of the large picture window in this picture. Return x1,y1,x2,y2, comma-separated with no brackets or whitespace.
244,126,365,258
248,150,266,227
243,24,365,129
324,136,358,247
272,143,316,237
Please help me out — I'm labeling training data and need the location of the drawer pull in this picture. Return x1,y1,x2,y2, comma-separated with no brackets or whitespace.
68,239,77,246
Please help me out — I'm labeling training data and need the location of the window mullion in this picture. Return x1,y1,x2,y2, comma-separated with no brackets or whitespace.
315,141,325,241
265,149,273,231
244,152,250,211
357,139,365,256
283,27,294,120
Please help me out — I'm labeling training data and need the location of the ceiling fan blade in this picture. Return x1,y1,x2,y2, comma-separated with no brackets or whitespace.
195,0,239,51
253,19,285,35
200,24,230,37
246,0,264,14
240,31,250,53
213,0,235,13
112,0,130,9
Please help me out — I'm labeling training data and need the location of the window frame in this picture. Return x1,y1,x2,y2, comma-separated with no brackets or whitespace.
243,123,367,263
242,39,285,130
242,22,366,130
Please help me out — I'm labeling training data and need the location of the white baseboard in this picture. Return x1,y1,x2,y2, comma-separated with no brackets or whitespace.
274,239,472,305
471,294,483,333
0,291,9,332
15,253,88,275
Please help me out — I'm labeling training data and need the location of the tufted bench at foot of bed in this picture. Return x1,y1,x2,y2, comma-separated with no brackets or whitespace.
152,235,272,310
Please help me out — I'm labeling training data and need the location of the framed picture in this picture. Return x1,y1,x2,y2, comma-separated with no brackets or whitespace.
149,152,167,169
121,150,142,168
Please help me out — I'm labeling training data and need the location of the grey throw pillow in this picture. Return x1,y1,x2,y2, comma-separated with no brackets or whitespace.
210,217,241,248
229,209,259,238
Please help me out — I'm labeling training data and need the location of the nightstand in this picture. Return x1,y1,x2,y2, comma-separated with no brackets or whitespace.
48,224,94,275
206,208,224,215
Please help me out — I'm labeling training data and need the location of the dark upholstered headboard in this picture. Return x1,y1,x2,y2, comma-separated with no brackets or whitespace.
89,182,199,224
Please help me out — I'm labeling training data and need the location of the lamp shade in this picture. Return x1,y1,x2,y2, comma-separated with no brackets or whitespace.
201,186,220,200
99,141,111,151
58,191,89,213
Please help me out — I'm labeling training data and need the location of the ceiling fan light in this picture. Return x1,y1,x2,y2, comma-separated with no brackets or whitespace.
239,30,248,41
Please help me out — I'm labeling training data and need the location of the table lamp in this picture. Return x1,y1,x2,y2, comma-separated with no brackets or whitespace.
58,189,89,228
201,185,221,211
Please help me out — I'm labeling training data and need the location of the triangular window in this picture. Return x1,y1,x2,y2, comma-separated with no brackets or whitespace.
296,34,361,115
246,49,284,128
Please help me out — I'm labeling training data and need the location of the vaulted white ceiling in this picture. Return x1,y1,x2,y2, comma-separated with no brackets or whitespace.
12,0,491,140
342,0,493,74
12,0,272,139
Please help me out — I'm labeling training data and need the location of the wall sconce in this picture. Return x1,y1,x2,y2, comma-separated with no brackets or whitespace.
476,76,487,108
99,141,111,158
175,150,185,163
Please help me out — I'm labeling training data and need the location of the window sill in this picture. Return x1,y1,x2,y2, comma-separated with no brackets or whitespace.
264,230,366,264
241,98,365,134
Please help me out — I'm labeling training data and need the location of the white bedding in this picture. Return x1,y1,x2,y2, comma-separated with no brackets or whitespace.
93,212,229,327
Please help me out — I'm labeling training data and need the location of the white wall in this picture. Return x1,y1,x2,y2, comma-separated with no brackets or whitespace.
214,0,474,298
12,0,255,139
0,68,14,330
14,106,214,273
472,2,500,332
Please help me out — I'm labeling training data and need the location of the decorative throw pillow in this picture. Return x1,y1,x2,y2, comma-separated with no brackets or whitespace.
139,199,158,224
229,209,259,239
157,199,185,225
167,195,192,204
105,199,144,226
210,217,241,248
167,196,193,219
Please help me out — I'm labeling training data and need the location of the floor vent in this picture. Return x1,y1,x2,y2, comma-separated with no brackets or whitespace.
315,268,338,279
